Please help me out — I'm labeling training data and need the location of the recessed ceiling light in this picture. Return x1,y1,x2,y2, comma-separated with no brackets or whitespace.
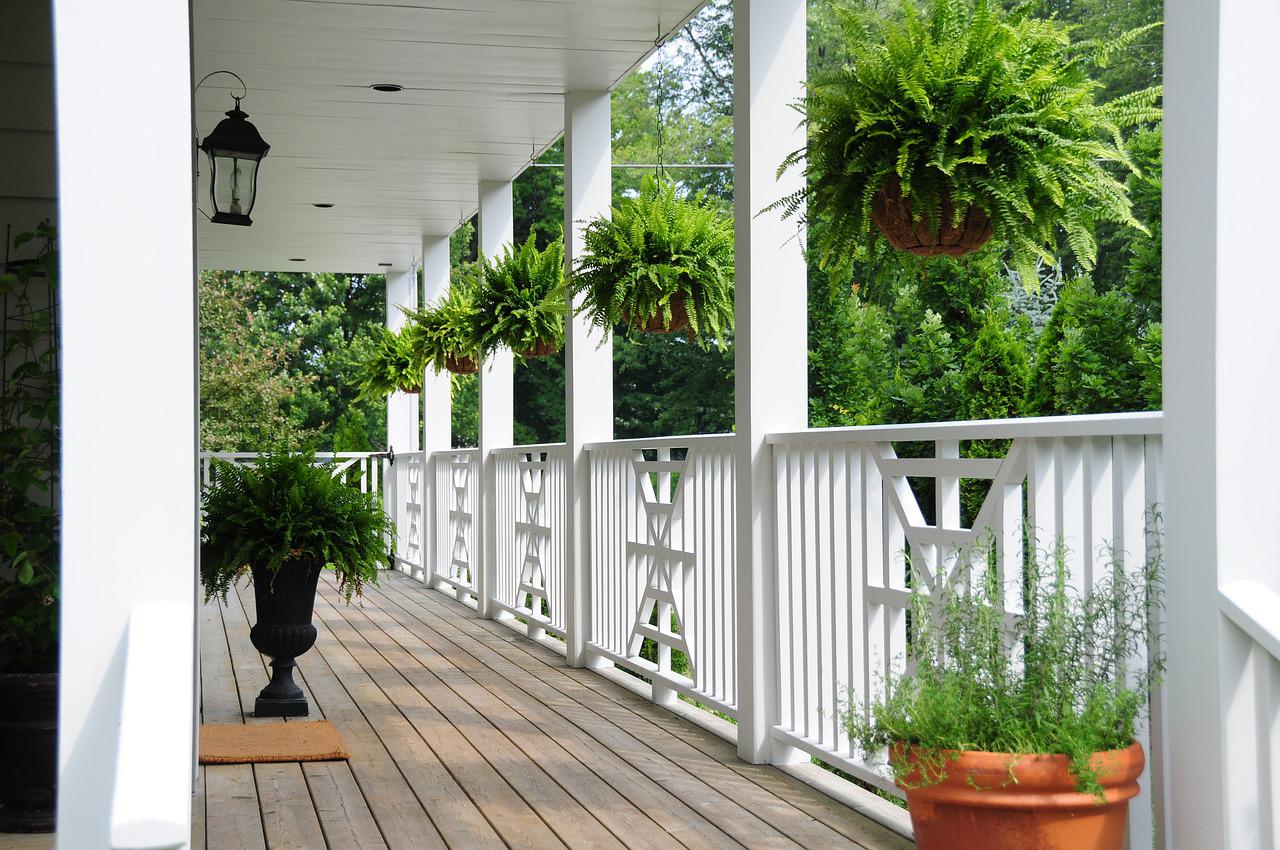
378,262,394,267
369,83,403,93
289,258,307,262
312,203,334,208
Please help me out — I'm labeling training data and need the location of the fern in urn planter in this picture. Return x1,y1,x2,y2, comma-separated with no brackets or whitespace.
569,176,734,349
774,0,1161,285
473,234,567,360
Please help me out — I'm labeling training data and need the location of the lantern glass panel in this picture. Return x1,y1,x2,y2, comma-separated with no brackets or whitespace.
210,153,261,221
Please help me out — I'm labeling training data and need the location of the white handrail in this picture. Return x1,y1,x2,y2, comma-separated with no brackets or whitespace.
1220,581,1280,662
583,432,735,451
767,411,1163,444
110,603,192,850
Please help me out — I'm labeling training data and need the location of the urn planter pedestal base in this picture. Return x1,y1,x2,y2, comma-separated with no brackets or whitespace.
250,563,322,718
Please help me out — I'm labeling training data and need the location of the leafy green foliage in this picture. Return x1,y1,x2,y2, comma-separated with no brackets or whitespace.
199,269,386,451
0,224,59,673
777,0,1161,285
570,176,735,350
200,451,394,604
474,234,567,358
848,542,1164,797
356,326,422,399
404,274,483,373
1025,277,1158,415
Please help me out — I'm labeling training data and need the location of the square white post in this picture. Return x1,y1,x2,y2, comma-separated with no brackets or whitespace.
1165,0,1280,847
54,0,196,845
422,234,453,587
385,268,418,569
733,0,808,765
563,90,614,668
478,180,514,618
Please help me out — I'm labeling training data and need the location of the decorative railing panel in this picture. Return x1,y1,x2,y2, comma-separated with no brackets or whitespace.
586,435,737,715
396,451,425,580
492,444,568,637
199,451,387,504
767,413,1165,847
433,449,480,599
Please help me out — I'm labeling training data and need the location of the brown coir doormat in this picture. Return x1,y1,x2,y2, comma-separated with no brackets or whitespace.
199,721,349,765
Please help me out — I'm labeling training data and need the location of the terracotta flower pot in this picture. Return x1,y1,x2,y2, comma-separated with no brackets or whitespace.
623,293,691,334
444,355,479,375
517,339,560,359
893,742,1144,850
872,177,994,258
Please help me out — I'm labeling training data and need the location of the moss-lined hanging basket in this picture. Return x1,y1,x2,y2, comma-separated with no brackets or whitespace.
443,354,479,375
622,293,691,334
871,178,994,259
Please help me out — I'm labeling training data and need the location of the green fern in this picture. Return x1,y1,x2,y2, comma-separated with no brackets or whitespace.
356,326,422,399
569,176,735,350
473,234,567,359
774,0,1161,286
201,451,395,604
403,272,483,373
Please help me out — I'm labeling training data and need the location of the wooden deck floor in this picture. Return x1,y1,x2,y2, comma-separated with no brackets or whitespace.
196,570,912,850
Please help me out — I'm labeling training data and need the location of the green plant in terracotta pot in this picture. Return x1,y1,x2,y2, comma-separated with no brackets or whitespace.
773,0,1161,285
404,274,483,375
201,450,394,716
847,541,1164,850
569,175,734,349
356,325,423,399
473,234,567,360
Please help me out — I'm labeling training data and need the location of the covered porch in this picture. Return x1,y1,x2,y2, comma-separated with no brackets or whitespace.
32,0,1280,848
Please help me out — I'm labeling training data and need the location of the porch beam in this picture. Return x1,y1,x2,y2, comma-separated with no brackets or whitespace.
733,0,808,765
478,179,515,618
53,0,197,845
386,267,418,570
422,234,453,588
1165,0,1280,846
563,90,614,668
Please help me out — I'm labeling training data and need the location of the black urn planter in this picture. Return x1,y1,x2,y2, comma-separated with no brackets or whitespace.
250,562,322,717
0,672,57,832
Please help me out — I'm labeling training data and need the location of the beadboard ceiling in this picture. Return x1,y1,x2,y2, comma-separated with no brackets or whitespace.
194,0,705,274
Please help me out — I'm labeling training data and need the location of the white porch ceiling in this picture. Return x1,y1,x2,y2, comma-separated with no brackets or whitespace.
194,0,706,274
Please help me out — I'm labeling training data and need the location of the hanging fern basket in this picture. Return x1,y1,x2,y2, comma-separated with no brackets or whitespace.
516,339,561,359
397,386,421,395
444,355,479,375
623,293,691,334
871,178,994,258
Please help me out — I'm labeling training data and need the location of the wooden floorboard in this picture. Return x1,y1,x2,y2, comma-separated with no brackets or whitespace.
193,570,910,850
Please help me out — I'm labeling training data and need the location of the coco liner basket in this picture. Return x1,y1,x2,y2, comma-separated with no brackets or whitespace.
517,339,560,359
871,177,994,258
623,293,691,334
444,355,478,374
893,742,1144,850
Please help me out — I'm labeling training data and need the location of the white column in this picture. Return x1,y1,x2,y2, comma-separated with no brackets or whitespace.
733,0,808,765
563,90,614,668
1165,1,1280,847
54,0,196,846
478,180,514,618
422,234,453,588
385,268,418,572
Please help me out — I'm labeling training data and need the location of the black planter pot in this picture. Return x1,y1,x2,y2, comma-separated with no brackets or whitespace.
0,672,57,833
250,562,322,717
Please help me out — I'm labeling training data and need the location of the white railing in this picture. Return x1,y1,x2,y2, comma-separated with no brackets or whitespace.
768,412,1165,847
394,451,426,580
395,413,1167,843
491,444,569,638
1218,580,1280,848
584,434,738,714
198,451,388,504
431,449,481,601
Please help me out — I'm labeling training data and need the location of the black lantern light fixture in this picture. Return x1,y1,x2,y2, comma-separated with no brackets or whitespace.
197,71,270,227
